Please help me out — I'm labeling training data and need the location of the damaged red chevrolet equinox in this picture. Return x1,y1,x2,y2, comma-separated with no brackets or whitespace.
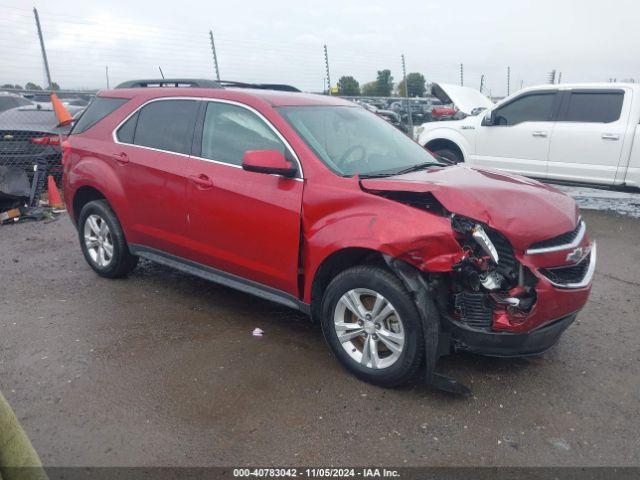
63,79,595,390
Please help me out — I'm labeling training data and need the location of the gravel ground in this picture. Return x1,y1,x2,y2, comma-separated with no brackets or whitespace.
0,210,638,467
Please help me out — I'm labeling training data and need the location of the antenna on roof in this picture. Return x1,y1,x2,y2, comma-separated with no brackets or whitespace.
158,67,165,79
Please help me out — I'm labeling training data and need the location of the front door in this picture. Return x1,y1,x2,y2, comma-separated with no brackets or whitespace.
473,90,559,178
185,100,303,296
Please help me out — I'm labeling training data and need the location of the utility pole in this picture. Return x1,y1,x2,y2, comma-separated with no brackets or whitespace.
557,72,562,84
479,74,485,94
105,66,110,89
459,63,464,86
506,66,511,96
402,54,414,139
520,80,524,90
33,8,53,91
324,44,331,94
209,30,221,81
548,69,556,84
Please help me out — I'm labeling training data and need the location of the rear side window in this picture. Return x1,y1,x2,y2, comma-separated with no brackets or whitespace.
116,111,138,144
72,97,128,134
493,93,557,126
131,100,198,154
562,92,624,123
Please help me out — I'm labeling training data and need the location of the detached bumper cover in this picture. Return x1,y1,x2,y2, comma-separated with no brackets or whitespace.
447,313,577,357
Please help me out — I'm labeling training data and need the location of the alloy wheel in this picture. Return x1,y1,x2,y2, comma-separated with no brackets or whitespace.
333,288,405,369
83,214,114,268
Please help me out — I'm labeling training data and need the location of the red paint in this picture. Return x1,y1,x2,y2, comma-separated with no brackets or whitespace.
431,107,457,119
63,86,592,342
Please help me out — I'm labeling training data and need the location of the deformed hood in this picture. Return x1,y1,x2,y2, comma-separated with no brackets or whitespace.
360,165,579,251
431,83,494,115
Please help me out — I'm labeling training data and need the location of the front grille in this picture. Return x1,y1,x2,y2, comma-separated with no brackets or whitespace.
486,229,518,284
529,220,583,250
454,292,493,329
540,252,591,286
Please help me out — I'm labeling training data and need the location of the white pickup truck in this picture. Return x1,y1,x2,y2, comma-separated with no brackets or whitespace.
416,83,640,189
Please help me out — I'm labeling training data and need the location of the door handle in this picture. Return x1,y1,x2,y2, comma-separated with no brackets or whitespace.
601,133,620,141
532,131,548,138
112,152,129,164
189,174,213,189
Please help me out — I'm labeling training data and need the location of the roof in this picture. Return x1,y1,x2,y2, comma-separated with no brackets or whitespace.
516,82,640,94
99,86,354,107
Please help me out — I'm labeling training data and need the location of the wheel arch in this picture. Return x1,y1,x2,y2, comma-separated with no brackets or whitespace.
72,186,106,223
425,138,465,162
309,247,388,322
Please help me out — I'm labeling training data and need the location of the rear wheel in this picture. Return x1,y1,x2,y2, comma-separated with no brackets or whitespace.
78,200,138,278
321,265,424,387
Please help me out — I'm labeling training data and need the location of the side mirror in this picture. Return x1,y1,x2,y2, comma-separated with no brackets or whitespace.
242,150,297,178
481,111,494,126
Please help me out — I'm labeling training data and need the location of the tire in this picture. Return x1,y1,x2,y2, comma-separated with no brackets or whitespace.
77,199,138,278
432,147,462,164
320,265,425,387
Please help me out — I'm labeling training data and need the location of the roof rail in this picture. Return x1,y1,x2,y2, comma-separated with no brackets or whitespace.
218,80,300,92
115,79,221,89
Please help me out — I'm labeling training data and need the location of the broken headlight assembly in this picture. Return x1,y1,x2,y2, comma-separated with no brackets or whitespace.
450,214,537,329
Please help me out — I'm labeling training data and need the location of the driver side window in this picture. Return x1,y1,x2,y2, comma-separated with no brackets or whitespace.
200,102,285,166
493,92,557,126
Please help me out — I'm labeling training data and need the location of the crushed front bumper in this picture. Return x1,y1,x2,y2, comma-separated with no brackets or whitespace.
446,312,577,357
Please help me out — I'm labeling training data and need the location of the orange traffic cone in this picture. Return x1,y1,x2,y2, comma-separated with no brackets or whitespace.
50,93,73,126
47,175,64,209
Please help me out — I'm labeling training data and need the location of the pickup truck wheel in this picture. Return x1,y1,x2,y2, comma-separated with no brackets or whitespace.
78,200,138,278
432,148,462,164
321,266,424,387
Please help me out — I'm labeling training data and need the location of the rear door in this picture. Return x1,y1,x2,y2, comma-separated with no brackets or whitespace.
473,90,560,178
547,89,628,185
113,98,198,255
185,100,304,296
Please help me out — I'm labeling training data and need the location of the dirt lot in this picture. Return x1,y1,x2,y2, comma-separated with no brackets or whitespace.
0,209,638,467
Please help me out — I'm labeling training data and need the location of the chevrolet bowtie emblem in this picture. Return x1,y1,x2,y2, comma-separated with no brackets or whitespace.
566,245,591,263
2,134,14,140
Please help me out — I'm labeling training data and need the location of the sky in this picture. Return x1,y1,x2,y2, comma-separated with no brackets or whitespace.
1,0,639,96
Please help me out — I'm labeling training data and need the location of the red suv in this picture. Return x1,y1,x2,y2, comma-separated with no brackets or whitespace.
63,79,595,388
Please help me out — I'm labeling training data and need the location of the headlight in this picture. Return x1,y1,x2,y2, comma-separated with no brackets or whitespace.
451,215,499,264
471,224,499,264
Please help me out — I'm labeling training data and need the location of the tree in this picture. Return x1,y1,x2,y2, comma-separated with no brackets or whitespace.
25,82,42,90
1,84,14,89
398,72,426,97
12,84,23,90
361,81,378,96
51,82,60,91
375,69,393,96
337,76,360,96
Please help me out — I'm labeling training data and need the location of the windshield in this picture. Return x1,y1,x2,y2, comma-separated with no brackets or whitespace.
278,105,443,177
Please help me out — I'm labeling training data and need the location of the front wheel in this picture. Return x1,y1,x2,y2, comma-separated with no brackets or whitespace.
320,266,425,387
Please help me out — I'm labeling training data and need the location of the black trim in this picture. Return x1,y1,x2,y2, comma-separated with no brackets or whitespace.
114,79,300,92
538,177,640,193
445,313,577,357
116,79,221,89
191,100,206,158
129,244,310,314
